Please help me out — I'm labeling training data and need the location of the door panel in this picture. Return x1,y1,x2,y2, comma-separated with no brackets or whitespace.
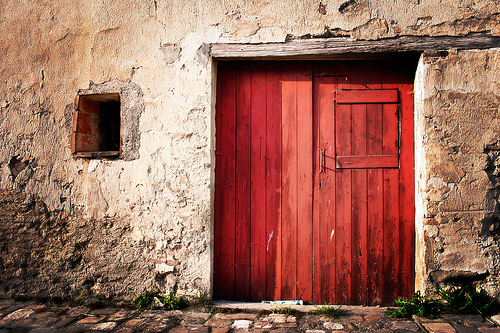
215,60,415,305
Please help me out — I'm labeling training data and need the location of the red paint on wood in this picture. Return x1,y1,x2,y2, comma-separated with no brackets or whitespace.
337,155,399,168
349,62,368,305
334,61,352,304
313,61,337,303
296,62,313,302
265,63,282,300
336,89,398,104
250,63,267,301
235,64,252,300
281,62,299,300
215,59,415,305
215,63,238,300
398,61,416,300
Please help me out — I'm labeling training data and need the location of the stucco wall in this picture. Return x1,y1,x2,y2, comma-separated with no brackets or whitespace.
416,49,500,298
0,0,499,300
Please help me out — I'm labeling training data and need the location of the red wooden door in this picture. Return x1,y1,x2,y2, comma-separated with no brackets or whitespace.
214,60,415,305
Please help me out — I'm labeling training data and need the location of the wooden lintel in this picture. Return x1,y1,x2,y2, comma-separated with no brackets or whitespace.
210,33,500,59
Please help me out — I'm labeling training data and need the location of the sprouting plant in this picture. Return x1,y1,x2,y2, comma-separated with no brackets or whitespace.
385,291,444,318
132,291,156,310
192,289,211,308
313,304,347,318
131,291,182,310
436,284,498,315
270,305,297,315
161,292,182,310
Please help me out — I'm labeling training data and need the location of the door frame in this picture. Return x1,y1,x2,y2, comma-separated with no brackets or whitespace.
210,36,486,300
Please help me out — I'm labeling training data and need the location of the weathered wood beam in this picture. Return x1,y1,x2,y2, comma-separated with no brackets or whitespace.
210,33,500,59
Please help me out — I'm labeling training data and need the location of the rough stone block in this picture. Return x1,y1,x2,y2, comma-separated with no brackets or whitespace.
423,322,457,333
0,308,35,322
324,322,344,330
232,319,252,329
75,316,104,324
212,328,230,333
92,321,118,330
203,318,232,327
490,316,500,326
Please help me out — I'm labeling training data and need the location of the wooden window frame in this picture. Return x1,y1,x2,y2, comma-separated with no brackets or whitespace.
72,93,121,158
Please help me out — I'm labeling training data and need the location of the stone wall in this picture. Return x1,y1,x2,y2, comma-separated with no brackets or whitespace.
0,0,500,300
416,50,500,297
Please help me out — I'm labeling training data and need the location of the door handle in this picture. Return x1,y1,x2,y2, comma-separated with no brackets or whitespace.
320,149,326,173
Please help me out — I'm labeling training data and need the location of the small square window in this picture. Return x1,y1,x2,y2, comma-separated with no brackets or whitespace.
72,93,121,158
72,80,143,161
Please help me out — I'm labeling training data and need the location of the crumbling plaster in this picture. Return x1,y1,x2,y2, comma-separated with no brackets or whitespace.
416,50,500,298
1,0,500,300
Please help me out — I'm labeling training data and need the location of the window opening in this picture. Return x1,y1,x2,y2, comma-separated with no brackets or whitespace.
72,93,121,158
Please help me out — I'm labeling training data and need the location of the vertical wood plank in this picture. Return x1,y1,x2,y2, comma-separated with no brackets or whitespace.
349,61,368,305
214,63,223,299
296,62,314,302
398,60,416,300
216,62,238,300
281,62,298,299
265,63,282,300
382,61,400,305
250,63,267,301
313,61,337,303
334,61,352,304
235,63,252,300
365,61,384,304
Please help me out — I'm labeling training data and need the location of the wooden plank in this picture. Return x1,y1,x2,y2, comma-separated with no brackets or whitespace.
336,90,398,104
214,63,223,299
211,33,500,59
265,63,282,300
296,62,314,302
349,62,368,305
382,61,400,305
365,61,384,305
281,62,299,300
250,63,267,301
235,63,252,300
216,62,238,300
337,155,399,168
397,61,416,300
313,61,337,303
334,61,352,304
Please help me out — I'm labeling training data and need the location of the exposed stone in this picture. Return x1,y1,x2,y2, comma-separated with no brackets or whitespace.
0,309,35,322
324,322,345,330
491,315,500,326
423,322,457,333
430,270,489,283
390,320,420,331
232,319,252,329
92,321,118,330
0,0,500,304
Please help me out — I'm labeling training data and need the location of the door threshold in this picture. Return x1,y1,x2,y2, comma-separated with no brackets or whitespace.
212,300,387,315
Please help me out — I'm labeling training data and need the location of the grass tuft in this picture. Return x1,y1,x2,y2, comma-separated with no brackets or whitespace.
131,291,182,310
313,304,347,318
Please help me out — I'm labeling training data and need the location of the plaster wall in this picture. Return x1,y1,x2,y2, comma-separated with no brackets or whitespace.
0,0,499,300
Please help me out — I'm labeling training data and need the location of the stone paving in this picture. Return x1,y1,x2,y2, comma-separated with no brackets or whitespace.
0,299,499,333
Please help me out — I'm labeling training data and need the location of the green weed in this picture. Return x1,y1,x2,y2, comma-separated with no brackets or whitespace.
192,289,211,308
313,304,347,318
385,291,443,318
131,291,182,310
270,305,297,315
386,283,500,318
436,284,498,315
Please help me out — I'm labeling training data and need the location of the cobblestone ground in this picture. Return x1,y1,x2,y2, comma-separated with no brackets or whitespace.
0,299,499,333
